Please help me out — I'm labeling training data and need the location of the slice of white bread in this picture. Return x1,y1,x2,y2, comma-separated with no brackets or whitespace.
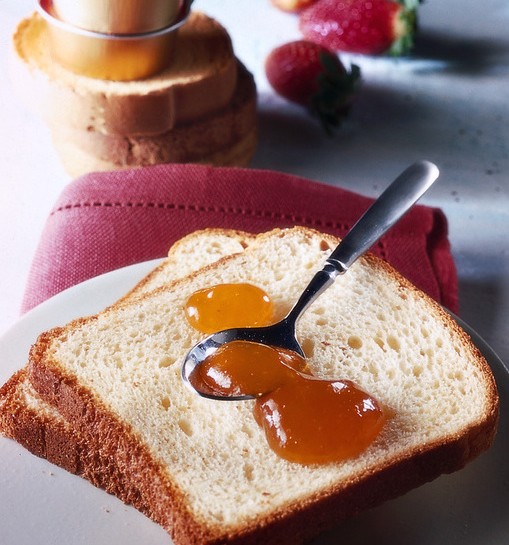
126,228,254,298
10,11,239,136
0,229,254,475
19,227,497,545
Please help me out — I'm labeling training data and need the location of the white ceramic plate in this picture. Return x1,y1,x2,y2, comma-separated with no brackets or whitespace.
0,261,508,545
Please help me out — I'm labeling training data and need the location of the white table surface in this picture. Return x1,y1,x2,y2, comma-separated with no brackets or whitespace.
0,0,508,377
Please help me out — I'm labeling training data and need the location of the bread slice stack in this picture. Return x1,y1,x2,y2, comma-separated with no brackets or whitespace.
10,11,257,177
0,227,499,545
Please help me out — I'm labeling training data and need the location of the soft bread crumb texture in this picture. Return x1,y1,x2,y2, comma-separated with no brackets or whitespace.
39,228,497,529
137,229,254,295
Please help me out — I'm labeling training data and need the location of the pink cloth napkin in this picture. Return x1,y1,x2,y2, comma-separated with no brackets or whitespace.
21,163,458,314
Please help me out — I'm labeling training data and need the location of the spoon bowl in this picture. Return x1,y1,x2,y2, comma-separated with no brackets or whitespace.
182,160,440,401
183,315,307,401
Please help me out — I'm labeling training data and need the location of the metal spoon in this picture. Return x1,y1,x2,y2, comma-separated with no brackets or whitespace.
182,160,439,401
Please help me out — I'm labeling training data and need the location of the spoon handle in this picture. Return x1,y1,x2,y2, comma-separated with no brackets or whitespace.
285,161,439,324
327,160,439,272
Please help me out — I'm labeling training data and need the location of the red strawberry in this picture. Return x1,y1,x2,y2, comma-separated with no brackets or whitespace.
300,0,420,56
265,40,360,133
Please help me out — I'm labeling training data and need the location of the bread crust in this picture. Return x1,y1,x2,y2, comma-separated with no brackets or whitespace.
20,227,499,545
10,11,238,136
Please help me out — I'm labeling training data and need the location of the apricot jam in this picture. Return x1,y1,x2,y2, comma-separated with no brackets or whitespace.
185,283,274,334
254,375,386,464
185,283,387,464
191,340,310,397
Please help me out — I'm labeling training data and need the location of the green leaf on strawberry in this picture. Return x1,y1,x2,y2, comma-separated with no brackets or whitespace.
388,0,420,56
265,40,361,134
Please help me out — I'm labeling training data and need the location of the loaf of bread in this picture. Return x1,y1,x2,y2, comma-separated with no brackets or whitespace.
10,11,258,175
3,227,497,545
49,63,258,177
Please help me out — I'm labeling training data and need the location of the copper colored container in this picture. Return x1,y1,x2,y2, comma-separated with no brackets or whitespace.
52,0,184,34
37,0,190,81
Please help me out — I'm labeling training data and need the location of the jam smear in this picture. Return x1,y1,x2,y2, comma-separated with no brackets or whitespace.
254,376,386,464
185,283,274,334
185,283,387,464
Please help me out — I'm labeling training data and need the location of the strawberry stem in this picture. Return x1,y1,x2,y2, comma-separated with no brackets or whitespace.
310,56,361,135
389,0,421,56
397,0,422,8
